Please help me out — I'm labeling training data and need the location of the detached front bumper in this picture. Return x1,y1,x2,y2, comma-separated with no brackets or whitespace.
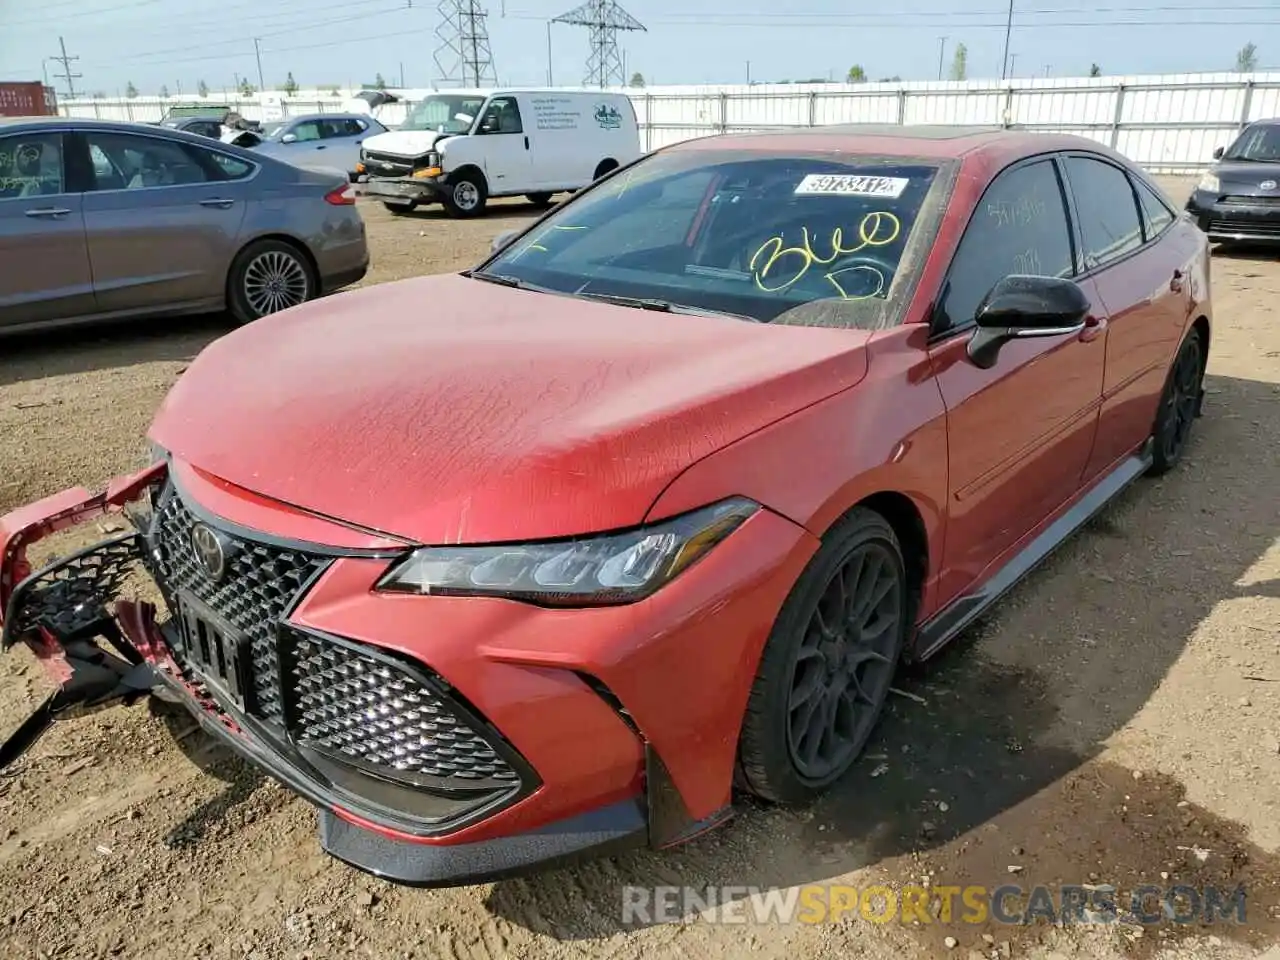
359,176,444,205
1185,189,1280,242
0,461,811,885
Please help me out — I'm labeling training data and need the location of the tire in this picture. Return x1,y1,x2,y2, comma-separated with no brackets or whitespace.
382,200,416,215
737,507,908,804
226,238,317,326
1148,328,1206,476
443,172,487,218
593,159,618,180
526,192,555,208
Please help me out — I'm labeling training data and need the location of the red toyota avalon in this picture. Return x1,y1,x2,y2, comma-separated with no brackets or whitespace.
0,126,1209,886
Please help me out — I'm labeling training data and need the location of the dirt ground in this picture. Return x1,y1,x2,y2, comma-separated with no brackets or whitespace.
1,180,1278,960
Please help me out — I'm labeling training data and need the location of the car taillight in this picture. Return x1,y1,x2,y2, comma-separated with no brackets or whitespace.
324,185,356,206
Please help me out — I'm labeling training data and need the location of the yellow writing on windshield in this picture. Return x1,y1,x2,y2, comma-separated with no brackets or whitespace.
749,211,901,295
513,223,589,256
825,264,888,301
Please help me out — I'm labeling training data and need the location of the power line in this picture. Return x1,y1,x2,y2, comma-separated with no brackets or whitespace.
67,10,1280,76
99,3,409,66
49,36,83,99
8,0,160,27
96,0,405,49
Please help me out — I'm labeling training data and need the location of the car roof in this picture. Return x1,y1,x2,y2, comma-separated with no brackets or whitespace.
280,113,376,123
667,124,1122,163
1,116,218,138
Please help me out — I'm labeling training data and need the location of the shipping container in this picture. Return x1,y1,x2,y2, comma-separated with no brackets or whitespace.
0,82,58,117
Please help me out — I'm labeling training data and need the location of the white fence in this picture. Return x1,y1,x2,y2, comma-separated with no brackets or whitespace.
59,72,1280,173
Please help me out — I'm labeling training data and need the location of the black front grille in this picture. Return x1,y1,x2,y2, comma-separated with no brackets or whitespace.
149,489,329,723
1207,218,1280,237
145,486,528,804
283,629,520,787
1220,195,1280,208
1,535,140,647
363,151,415,177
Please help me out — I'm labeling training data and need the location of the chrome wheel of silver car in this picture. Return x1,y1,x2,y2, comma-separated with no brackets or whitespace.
243,249,311,317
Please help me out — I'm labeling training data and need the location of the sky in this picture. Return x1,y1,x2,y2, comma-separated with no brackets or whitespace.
3,0,1280,97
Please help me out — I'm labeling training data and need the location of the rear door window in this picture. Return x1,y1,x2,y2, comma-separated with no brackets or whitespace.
1134,176,1175,240
1063,155,1144,269
83,131,212,189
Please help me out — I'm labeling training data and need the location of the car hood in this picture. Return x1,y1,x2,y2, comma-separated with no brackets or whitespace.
149,275,871,545
1212,159,1280,194
361,129,442,157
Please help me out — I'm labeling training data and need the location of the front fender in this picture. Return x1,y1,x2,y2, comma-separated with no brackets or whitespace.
646,324,948,614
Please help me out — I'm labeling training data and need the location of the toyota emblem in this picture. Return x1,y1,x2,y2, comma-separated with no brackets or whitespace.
189,522,228,582
1262,180,1277,191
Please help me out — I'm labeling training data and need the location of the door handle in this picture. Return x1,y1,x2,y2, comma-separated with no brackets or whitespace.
1170,268,1184,293
24,207,71,218
1079,314,1109,343
199,198,235,208
524,135,529,150
315,145,327,150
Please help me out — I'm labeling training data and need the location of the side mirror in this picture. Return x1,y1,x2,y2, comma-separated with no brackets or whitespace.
281,133,298,144
966,275,1091,369
491,229,520,253
1213,146,1225,160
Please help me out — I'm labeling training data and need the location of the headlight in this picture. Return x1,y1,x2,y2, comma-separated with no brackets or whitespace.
1198,172,1220,193
377,498,759,606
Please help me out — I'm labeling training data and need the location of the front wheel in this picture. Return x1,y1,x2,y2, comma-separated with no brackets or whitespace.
226,239,316,326
1148,328,1205,475
443,173,487,218
737,507,908,804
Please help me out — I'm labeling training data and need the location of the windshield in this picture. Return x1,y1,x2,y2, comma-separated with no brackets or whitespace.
1224,124,1280,161
401,94,488,134
262,122,285,140
479,150,946,325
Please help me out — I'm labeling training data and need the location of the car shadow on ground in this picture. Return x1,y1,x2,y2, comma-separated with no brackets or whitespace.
0,313,231,388
477,370,1280,947
363,198,557,222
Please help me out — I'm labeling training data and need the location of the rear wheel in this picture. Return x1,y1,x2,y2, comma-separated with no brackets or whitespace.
526,192,555,208
226,238,316,326
382,200,416,215
593,159,619,180
737,507,908,803
1148,328,1205,475
444,172,487,218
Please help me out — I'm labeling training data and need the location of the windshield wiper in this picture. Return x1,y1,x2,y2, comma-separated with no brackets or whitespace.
573,291,760,322
464,271,525,288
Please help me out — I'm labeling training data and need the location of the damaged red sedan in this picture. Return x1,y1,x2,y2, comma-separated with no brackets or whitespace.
0,126,1210,886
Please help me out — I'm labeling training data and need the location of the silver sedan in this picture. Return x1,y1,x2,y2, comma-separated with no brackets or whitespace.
0,117,369,333
251,113,388,180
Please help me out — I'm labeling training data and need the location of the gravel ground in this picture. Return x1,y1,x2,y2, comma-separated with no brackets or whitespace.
0,180,1278,960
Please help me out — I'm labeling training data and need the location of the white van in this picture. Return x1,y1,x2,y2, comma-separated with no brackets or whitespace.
357,88,641,217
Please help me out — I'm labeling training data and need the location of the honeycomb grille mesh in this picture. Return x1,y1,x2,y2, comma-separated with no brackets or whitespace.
149,490,329,722
4,535,140,645
285,630,519,785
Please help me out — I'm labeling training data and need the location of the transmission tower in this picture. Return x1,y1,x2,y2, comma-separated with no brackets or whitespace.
434,0,498,87
552,0,646,88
